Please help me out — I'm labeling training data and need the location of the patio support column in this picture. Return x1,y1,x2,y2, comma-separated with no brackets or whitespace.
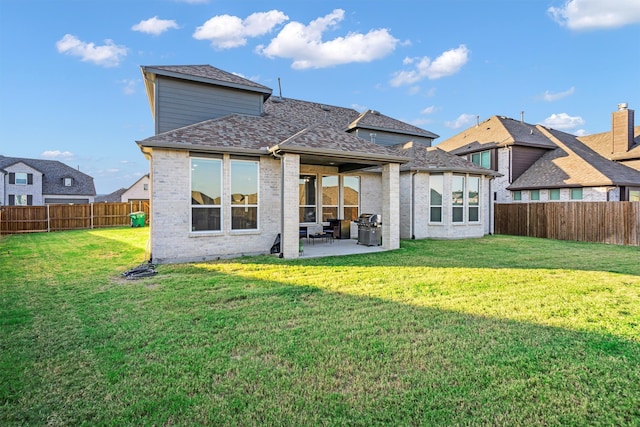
281,153,300,258
381,162,400,250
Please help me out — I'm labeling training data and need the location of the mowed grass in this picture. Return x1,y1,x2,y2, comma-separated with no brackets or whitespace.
1,228,639,426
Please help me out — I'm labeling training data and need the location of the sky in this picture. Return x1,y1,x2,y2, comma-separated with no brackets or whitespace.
1,0,639,195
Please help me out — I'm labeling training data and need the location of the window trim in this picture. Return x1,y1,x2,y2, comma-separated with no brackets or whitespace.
321,175,339,222
570,188,583,200
190,156,223,233
549,188,561,201
342,175,360,222
230,159,259,231
299,174,318,224
429,174,443,223
512,190,522,201
530,189,540,201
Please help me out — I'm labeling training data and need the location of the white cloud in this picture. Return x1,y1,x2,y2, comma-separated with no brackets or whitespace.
193,10,288,49
421,105,438,115
41,150,74,159
120,79,137,95
390,45,470,86
351,103,368,112
257,9,399,69
574,129,588,136
541,86,575,101
132,16,179,35
541,113,585,130
56,34,127,67
444,113,476,130
548,0,640,30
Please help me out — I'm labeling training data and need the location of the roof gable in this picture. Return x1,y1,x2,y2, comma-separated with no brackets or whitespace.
348,110,439,139
391,142,500,176
437,115,557,154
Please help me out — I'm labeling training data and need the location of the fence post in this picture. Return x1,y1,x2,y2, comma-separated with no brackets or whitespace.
46,204,50,232
90,203,94,229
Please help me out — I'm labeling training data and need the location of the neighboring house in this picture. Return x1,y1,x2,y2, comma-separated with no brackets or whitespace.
97,175,150,203
0,155,96,205
136,65,498,263
436,106,640,203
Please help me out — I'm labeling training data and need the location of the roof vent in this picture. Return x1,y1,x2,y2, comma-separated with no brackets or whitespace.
271,97,284,103
370,110,380,115
320,104,331,111
618,102,628,111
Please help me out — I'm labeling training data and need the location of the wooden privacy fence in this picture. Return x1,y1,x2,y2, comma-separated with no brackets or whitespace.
0,201,150,234
495,202,640,246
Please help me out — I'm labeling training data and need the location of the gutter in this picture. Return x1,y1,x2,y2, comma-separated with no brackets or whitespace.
136,140,269,157
268,144,410,164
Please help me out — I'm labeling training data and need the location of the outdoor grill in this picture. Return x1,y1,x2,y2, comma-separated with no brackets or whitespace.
355,213,382,246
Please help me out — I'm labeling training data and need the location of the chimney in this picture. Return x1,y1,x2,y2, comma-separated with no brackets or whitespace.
611,103,634,154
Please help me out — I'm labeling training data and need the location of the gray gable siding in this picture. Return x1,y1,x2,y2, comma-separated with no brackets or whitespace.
352,128,434,147
156,77,265,134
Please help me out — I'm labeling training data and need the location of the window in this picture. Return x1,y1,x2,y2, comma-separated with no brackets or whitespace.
343,176,360,221
15,173,28,185
630,189,640,202
143,183,149,191
299,175,317,223
429,174,443,222
471,150,491,169
468,176,480,222
322,175,339,222
549,189,560,200
63,177,73,187
10,195,31,205
191,157,222,232
512,190,522,201
570,188,583,200
530,190,540,201
452,175,464,222
231,160,259,230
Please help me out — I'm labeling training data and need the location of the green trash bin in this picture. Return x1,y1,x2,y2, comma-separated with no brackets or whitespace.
129,211,146,227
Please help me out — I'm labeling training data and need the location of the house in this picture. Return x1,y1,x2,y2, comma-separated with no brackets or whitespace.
435,106,640,203
0,155,96,205
136,65,498,263
96,174,150,203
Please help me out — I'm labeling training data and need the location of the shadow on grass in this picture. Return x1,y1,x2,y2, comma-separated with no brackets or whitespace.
250,235,640,277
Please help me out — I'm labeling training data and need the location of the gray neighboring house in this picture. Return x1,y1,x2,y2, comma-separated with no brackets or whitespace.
0,155,96,205
136,64,498,263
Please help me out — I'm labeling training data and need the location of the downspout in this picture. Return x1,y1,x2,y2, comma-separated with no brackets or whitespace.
488,177,493,235
411,171,417,239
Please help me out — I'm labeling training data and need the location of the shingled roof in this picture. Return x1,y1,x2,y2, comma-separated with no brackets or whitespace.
142,65,272,96
348,110,439,139
578,125,640,161
0,155,96,196
509,127,640,190
436,115,557,154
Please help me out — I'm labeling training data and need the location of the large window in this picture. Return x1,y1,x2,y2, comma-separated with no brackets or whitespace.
191,157,222,232
10,195,30,205
322,175,339,221
231,160,258,230
452,175,465,222
430,174,443,223
471,150,491,169
468,176,480,222
343,176,360,221
299,175,317,223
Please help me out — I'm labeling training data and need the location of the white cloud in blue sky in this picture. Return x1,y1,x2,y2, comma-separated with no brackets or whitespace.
41,150,75,159
541,87,576,102
389,45,470,86
444,113,477,130
55,34,127,67
549,0,640,30
257,9,398,69
193,10,289,49
542,113,585,130
132,17,180,36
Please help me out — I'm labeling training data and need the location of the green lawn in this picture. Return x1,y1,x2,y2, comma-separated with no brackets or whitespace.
1,228,639,426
